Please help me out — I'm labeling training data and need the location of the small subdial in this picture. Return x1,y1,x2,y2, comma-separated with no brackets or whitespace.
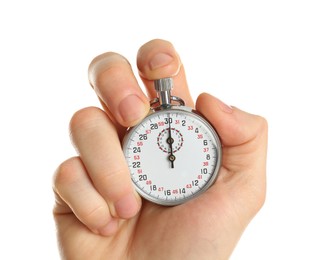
157,128,184,153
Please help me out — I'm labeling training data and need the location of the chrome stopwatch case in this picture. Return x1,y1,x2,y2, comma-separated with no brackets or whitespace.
122,78,222,206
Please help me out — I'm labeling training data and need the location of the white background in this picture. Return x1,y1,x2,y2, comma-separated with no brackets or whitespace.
1,0,322,259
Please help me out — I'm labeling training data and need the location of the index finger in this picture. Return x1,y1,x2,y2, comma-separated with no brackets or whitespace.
137,39,194,108
88,39,196,131
88,53,150,128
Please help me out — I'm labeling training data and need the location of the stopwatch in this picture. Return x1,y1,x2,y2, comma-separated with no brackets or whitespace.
122,78,222,206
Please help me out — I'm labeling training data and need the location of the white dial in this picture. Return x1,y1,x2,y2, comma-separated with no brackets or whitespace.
123,107,222,206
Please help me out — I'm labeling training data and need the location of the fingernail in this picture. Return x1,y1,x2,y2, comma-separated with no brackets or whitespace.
215,97,233,113
119,95,148,125
149,53,174,70
114,193,139,219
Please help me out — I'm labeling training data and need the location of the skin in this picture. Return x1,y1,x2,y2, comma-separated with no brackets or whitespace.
53,39,268,260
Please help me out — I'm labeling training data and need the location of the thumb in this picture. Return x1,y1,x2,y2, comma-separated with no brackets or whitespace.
196,93,268,223
196,93,267,147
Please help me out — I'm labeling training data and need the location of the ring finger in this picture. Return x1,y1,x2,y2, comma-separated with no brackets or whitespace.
69,107,141,220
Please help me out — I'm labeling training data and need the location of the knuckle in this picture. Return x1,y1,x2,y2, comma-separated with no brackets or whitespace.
53,157,81,188
95,63,127,88
88,52,117,68
89,52,130,87
89,52,126,70
255,115,268,134
96,168,131,200
69,107,106,136
254,115,268,147
251,183,266,215
79,203,109,226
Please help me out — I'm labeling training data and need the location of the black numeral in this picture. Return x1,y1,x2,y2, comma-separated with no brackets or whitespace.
150,123,158,130
139,134,147,140
139,174,147,181
133,147,141,153
164,190,171,196
150,185,157,191
201,168,208,174
179,188,186,194
165,118,173,124
132,162,141,168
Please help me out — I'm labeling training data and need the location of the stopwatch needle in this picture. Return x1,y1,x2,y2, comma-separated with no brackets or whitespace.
167,119,176,168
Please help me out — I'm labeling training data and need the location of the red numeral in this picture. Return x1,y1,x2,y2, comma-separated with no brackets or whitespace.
137,141,143,146
134,155,140,160
146,180,152,185
186,184,192,188
146,130,151,134
175,120,180,124
188,125,193,130
203,161,209,166
137,169,142,174
197,175,203,179
197,134,203,139
158,121,164,126
203,148,209,152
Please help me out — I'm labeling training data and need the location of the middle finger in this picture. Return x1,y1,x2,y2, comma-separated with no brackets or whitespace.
88,52,150,128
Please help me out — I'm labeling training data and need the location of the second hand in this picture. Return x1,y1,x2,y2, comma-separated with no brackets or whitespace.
167,115,176,168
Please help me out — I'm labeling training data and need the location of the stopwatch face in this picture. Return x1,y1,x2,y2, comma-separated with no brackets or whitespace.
122,107,222,206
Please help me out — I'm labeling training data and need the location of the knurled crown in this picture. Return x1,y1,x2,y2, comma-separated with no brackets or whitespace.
154,78,173,92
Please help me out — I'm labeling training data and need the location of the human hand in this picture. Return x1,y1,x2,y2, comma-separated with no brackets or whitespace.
53,39,268,260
